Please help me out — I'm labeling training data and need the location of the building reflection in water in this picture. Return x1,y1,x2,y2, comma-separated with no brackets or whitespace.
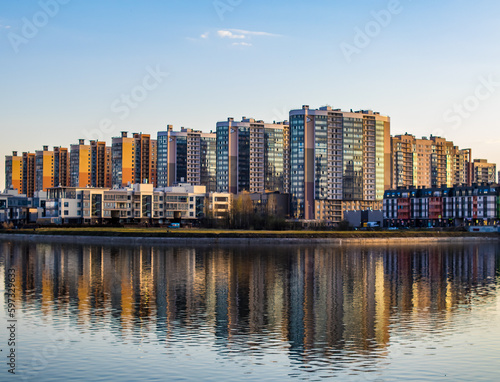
1,241,499,368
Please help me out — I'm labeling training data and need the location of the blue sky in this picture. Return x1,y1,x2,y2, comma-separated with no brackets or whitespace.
1,0,500,189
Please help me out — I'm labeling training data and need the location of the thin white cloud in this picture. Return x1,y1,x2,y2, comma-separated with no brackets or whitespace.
217,30,245,39
229,29,280,37
232,42,252,47
189,28,278,46
0,24,11,29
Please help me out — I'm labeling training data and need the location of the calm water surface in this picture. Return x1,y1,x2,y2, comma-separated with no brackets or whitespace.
1,240,499,381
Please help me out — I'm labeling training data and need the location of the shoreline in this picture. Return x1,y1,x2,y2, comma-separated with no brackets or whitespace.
0,232,498,246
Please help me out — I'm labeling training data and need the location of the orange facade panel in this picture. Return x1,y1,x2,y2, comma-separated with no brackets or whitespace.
78,147,91,187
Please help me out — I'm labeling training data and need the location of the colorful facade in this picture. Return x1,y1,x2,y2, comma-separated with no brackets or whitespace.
70,140,92,187
35,146,55,192
384,184,500,227
5,151,23,193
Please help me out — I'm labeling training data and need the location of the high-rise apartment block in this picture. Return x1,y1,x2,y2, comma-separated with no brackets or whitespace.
157,126,216,191
22,152,36,197
473,159,496,184
70,140,92,188
54,147,70,187
69,140,111,188
90,141,112,188
111,132,156,187
35,146,55,192
391,134,473,188
289,106,390,220
112,132,135,187
216,117,289,194
200,131,217,193
7,147,68,196
455,148,473,186
5,152,23,194
134,133,157,186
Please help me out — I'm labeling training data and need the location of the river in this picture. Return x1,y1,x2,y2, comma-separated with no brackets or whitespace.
0,240,499,381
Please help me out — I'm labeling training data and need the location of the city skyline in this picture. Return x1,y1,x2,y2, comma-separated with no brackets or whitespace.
4,108,497,190
2,1,500,190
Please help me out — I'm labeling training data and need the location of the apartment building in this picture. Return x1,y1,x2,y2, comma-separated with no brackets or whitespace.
112,132,135,187
200,131,217,192
91,141,112,188
157,126,217,191
54,147,70,187
7,147,68,197
216,117,288,194
70,139,92,187
134,133,157,186
46,183,217,224
473,159,496,184
35,146,55,192
384,184,500,227
5,151,23,193
69,140,112,188
22,152,36,197
455,148,473,186
112,132,157,187
289,105,390,221
391,134,473,189
0,190,36,225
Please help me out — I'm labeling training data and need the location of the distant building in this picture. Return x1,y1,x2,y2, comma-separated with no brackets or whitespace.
53,147,70,188
35,146,56,192
216,117,289,194
5,151,23,194
0,189,41,225
391,134,472,189
5,151,39,198
22,152,36,198
473,159,496,184
383,184,500,227
134,133,157,186
112,132,157,187
70,139,92,187
90,141,112,188
289,105,391,221
44,183,229,225
157,126,216,191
